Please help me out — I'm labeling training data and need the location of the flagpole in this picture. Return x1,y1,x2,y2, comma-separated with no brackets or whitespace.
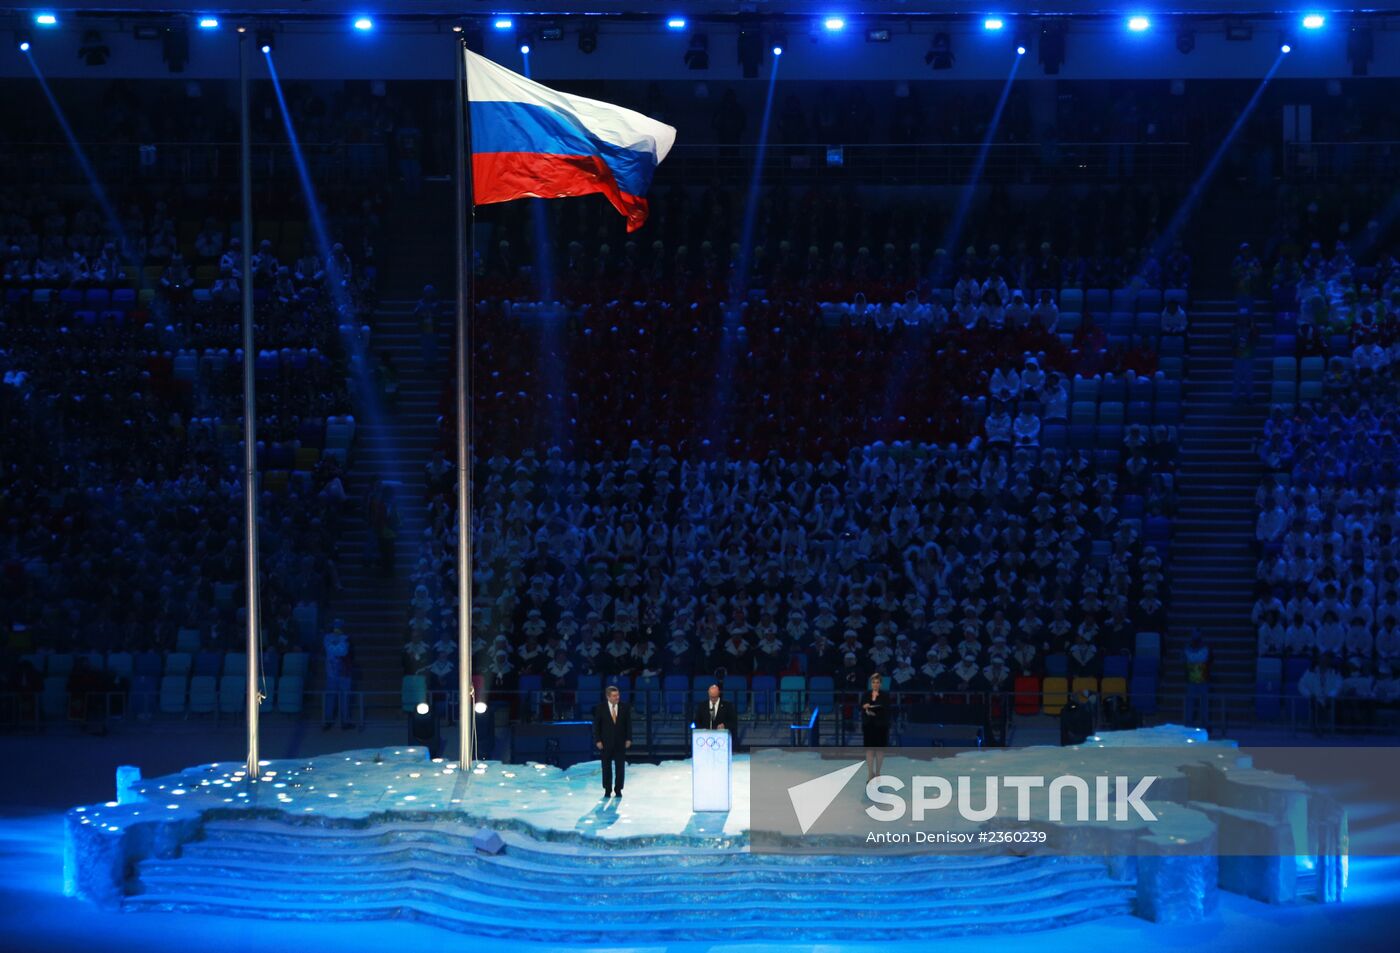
239,29,262,779
455,39,476,768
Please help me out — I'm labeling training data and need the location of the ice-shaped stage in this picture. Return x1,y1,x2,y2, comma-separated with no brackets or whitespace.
63,727,1347,942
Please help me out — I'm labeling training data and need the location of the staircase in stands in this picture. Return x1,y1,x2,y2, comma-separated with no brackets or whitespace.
124,818,1136,940
1163,296,1268,704
332,190,455,716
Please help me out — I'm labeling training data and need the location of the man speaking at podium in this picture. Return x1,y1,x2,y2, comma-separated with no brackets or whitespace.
694,684,736,743
592,685,632,798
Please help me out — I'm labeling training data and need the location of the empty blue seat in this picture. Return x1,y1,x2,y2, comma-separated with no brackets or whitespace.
576,674,603,711
1130,676,1158,714
1102,655,1131,678
807,676,835,713
1126,401,1153,424
750,674,777,715
1069,424,1095,449
1044,652,1069,676
1154,402,1180,424
662,674,689,714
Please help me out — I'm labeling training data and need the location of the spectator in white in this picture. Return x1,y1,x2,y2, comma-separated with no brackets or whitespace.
212,265,240,304
1033,289,1059,332
1161,300,1188,336
979,289,1006,329
984,409,1012,448
322,620,354,730
1257,609,1286,656
954,272,982,311
1255,499,1288,544
1005,292,1032,330
1377,619,1400,662
1020,357,1046,396
220,238,243,278
296,248,325,286
194,219,223,260
92,243,125,285
1285,612,1315,656
1314,610,1345,657
1297,654,1342,735
927,292,950,331
1013,408,1041,447
989,366,1020,406
1344,615,1373,662
329,242,354,287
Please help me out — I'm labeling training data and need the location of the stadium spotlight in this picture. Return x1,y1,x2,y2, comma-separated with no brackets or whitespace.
256,28,274,53
1016,43,1027,56
1127,16,1151,33
1280,38,1293,53
578,23,597,53
684,32,709,69
984,18,1005,32
1039,20,1066,74
493,18,513,31
16,30,31,52
415,702,430,716
80,29,110,65
772,38,785,57
473,701,488,714
518,33,531,55
1302,15,1326,30
1176,28,1195,54
353,17,373,32
666,17,687,31
823,17,846,33
925,31,954,69
34,13,57,27
1347,24,1373,76
197,17,219,30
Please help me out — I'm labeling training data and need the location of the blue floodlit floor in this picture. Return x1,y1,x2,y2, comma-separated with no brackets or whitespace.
3,804,1400,952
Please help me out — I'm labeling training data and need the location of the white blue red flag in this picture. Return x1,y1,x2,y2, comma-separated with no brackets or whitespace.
465,48,677,232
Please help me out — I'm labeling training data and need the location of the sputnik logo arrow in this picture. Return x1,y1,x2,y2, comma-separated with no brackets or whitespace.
786,761,864,834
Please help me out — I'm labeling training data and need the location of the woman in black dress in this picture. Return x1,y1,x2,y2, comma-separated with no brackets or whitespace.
861,673,892,781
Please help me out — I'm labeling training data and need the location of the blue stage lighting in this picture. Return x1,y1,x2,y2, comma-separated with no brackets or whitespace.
984,18,1005,32
1127,16,1151,32
520,41,530,54
493,18,513,31
197,17,219,30
772,43,783,56
1016,44,1027,55
1281,42,1292,53
34,13,57,27
19,38,30,51
260,44,270,53
823,18,846,32
1302,15,1325,30
666,18,687,30
353,17,373,32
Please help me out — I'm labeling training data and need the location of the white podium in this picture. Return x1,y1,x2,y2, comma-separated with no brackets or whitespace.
691,729,732,812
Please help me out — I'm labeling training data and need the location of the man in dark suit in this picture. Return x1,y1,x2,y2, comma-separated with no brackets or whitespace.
591,685,632,798
693,683,737,743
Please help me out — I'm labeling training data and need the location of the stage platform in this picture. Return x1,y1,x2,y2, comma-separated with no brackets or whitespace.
62,727,1347,942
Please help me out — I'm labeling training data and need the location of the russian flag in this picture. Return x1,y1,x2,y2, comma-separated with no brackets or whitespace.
466,49,676,232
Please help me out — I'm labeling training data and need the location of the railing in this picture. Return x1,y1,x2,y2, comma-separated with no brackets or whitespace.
5,685,1394,741
0,140,391,187
1283,141,1400,180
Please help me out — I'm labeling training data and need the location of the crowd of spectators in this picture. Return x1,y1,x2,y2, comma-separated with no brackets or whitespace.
0,189,377,699
1254,248,1400,717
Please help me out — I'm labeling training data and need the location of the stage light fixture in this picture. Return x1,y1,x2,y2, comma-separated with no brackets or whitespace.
1176,29,1195,54
163,24,189,72
666,18,687,31
772,39,784,56
578,23,597,53
256,28,274,53
865,28,890,42
737,24,762,78
1225,19,1253,41
1039,20,1065,74
493,18,513,31
353,17,373,32
1347,24,1373,76
518,34,530,55
415,702,429,716
1016,43,1027,56
80,29,110,65
197,17,219,30
1280,38,1293,53
823,18,846,33
984,18,1005,32
684,32,708,69
925,31,953,70
1127,16,1151,33
34,13,57,27
17,30,31,52
1302,15,1325,30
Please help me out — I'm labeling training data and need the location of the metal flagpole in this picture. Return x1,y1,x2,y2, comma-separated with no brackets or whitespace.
239,30,262,778
455,39,476,768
